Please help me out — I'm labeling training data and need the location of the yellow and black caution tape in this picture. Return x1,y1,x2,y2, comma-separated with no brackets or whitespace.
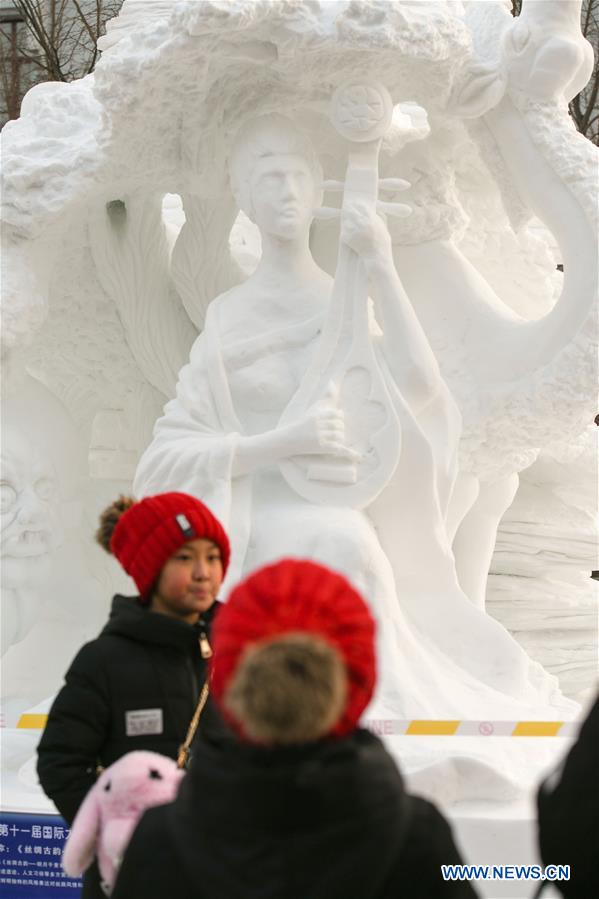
363,719,578,737
15,714,49,729
13,714,579,738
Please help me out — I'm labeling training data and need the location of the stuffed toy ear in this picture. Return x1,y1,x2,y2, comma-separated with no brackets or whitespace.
62,784,102,877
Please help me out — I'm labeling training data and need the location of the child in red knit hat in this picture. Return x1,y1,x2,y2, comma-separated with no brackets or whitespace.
37,492,231,899
210,557,377,743
112,559,478,899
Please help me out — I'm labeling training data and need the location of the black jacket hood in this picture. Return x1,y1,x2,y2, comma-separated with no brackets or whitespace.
101,594,219,650
169,729,411,899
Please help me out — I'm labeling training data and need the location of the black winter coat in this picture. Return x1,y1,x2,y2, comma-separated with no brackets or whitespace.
37,595,223,899
537,693,599,898
112,729,479,899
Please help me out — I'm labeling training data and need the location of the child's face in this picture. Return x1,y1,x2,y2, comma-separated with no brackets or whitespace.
150,538,223,624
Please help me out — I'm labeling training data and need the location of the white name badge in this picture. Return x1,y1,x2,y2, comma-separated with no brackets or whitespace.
125,708,163,737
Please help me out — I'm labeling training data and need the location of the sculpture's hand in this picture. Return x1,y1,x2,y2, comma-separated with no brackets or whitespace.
340,200,392,264
234,386,360,478
284,402,361,461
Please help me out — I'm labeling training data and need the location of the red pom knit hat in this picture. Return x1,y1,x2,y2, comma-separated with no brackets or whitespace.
211,559,376,741
110,492,230,600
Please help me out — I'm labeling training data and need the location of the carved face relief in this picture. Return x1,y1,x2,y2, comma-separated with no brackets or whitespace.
1,429,62,590
249,154,317,240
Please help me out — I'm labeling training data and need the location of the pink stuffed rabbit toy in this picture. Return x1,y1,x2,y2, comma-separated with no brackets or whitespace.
63,751,184,895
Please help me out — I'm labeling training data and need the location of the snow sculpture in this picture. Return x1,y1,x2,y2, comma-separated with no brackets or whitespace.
134,93,576,721
0,370,111,709
1,425,62,656
278,82,406,507
1,0,597,795
389,0,598,611
489,437,599,700
0,369,83,659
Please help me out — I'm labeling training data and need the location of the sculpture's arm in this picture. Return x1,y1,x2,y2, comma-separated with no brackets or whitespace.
133,401,237,500
341,202,443,411
232,430,292,477
137,402,357,485
134,350,360,494
232,408,359,477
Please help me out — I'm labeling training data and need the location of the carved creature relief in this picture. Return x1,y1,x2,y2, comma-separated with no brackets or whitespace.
1,429,62,655
388,0,598,610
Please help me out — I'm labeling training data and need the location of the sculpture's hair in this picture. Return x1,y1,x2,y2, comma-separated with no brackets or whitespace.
228,114,323,217
95,495,136,554
223,632,348,745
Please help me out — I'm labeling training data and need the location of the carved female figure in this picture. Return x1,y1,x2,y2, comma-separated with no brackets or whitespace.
134,114,572,719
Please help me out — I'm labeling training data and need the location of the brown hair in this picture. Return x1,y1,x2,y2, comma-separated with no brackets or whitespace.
95,495,136,553
223,633,348,745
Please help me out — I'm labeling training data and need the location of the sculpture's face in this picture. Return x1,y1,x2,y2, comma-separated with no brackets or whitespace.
249,153,317,240
0,430,62,589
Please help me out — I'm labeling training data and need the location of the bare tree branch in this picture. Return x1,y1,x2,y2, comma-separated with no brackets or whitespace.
2,0,123,122
71,0,100,46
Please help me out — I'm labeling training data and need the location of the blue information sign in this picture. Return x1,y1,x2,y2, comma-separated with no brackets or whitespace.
0,812,82,897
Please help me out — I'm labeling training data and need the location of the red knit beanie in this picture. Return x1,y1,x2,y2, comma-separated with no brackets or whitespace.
211,559,376,740
109,492,230,600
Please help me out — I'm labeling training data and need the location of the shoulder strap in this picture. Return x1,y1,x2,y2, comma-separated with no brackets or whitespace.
177,680,210,770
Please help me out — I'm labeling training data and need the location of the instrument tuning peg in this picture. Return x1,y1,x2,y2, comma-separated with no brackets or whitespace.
378,178,411,192
314,206,341,221
377,201,412,218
